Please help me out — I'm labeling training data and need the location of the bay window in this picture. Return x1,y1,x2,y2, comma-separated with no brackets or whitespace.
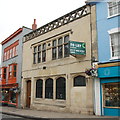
8,64,17,84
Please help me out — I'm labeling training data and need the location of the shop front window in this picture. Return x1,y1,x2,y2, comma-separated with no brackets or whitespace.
9,90,16,103
103,82,120,108
2,89,9,101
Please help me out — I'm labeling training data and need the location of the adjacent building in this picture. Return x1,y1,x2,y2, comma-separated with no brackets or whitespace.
21,5,97,114
0,26,33,107
87,0,120,116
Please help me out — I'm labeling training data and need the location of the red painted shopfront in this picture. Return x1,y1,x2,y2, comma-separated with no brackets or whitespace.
0,64,19,107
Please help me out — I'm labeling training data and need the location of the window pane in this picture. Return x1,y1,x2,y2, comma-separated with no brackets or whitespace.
52,40,57,60
38,52,41,63
10,91,16,103
58,46,63,58
52,48,57,60
53,40,56,47
104,83,120,107
58,38,63,45
9,49,12,58
38,45,41,51
64,44,69,57
36,79,43,98
110,32,120,58
34,46,37,52
12,47,16,57
56,77,66,100
2,89,9,101
45,78,53,99
42,51,46,62
108,1,119,16
16,45,18,56
64,35,69,43
33,53,37,64
74,76,86,86
42,43,46,50
9,66,12,72
3,68,7,79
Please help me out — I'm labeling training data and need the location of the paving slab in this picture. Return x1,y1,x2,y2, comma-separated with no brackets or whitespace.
0,106,119,120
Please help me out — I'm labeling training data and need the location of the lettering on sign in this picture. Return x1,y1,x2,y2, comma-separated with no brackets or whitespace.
69,41,86,56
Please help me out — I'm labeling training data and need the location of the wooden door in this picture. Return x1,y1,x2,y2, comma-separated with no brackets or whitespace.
26,80,31,108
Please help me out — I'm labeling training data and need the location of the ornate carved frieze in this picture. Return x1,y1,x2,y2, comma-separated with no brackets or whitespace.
24,5,90,42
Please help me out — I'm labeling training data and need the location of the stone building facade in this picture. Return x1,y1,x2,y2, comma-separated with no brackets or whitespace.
21,5,97,114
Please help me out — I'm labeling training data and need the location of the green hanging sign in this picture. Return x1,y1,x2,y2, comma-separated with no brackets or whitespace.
69,41,86,55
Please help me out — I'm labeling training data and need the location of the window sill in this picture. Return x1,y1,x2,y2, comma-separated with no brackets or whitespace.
107,13,120,19
110,57,120,61
3,55,18,62
103,106,120,109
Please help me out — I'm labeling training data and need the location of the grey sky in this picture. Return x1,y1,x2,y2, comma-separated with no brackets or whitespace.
0,0,86,64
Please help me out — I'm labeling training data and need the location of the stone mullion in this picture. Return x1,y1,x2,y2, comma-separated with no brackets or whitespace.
53,78,56,100
43,79,45,99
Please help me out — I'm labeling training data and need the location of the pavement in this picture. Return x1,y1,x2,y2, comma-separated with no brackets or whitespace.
0,106,119,120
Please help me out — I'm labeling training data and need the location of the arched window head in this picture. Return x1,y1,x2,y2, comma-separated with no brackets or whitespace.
36,79,43,98
74,75,86,87
45,78,53,99
56,77,66,100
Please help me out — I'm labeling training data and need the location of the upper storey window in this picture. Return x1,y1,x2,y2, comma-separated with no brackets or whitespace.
110,32,120,59
33,34,69,64
108,1,120,17
42,43,46,62
3,40,19,61
52,35,69,60
0,67,7,84
33,43,46,64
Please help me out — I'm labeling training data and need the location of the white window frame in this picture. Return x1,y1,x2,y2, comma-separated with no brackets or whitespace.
108,27,120,60
107,0,120,18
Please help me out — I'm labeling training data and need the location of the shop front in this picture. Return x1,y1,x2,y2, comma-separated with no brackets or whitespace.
0,83,19,107
98,64,120,116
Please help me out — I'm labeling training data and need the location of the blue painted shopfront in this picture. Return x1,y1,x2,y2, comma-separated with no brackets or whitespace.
98,66,120,116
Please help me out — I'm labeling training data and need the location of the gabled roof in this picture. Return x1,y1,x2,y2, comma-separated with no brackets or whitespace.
1,28,23,45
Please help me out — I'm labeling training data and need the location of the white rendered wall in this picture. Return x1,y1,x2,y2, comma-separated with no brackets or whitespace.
94,78,101,115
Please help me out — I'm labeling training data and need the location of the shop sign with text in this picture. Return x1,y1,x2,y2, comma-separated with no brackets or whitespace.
69,41,86,55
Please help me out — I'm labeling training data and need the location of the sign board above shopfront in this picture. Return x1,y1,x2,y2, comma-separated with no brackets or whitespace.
69,41,86,56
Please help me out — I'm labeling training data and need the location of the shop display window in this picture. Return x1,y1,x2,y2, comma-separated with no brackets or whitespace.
103,82,120,108
2,89,9,102
9,90,17,103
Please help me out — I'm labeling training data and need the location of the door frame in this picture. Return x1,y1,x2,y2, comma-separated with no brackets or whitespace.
26,80,31,108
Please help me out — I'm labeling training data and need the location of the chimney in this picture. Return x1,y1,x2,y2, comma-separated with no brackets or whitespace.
32,19,37,30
